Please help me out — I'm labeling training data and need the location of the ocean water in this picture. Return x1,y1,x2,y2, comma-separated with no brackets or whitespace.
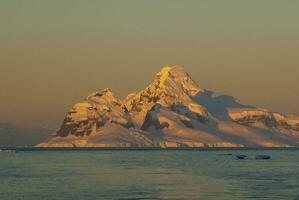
0,149,298,200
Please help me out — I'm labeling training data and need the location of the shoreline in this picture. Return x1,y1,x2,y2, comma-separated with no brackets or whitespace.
1,147,298,152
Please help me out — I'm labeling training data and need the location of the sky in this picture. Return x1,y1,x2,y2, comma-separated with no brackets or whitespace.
0,0,299,128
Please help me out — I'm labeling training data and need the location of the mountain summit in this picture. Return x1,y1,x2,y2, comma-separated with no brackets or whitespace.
37,66,299,147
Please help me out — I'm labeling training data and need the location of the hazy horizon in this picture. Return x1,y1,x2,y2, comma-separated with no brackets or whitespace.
1,0,299,128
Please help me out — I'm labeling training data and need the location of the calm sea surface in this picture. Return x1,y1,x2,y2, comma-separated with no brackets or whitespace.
0,149,298,200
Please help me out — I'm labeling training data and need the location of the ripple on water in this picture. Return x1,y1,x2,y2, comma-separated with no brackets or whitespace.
0,149,298,200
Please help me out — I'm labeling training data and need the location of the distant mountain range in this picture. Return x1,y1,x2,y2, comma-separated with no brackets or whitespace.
37,66,299,148
0,123,52,147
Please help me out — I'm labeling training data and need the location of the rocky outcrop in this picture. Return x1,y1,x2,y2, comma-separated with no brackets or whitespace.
228,108,299,131
56,89,133,137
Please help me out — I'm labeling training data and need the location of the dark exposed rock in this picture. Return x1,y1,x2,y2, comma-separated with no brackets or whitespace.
233,113,298,131
171,104,207,123
141,104,169,130
141,111,162,130
180,119,194,129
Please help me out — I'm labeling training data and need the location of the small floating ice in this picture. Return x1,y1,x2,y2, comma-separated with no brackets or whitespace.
255,155,271,160
236,155,247,159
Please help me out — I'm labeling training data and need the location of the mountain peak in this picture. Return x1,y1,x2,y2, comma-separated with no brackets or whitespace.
86,88,119,102
100,88,113,93
96,88,114,97
124,65,206,117
157,65,172,75
155,66,202,96
156,66,190,81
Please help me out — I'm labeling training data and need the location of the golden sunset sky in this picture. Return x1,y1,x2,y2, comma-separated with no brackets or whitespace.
0,0,298,128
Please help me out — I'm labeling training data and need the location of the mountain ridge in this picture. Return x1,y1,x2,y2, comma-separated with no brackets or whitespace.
0,123,52,147
37,66,299,148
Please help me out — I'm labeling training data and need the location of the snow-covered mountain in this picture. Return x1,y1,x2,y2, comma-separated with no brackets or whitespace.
37,66,299,147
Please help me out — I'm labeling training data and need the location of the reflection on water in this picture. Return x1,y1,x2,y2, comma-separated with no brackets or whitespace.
0,150,298,200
